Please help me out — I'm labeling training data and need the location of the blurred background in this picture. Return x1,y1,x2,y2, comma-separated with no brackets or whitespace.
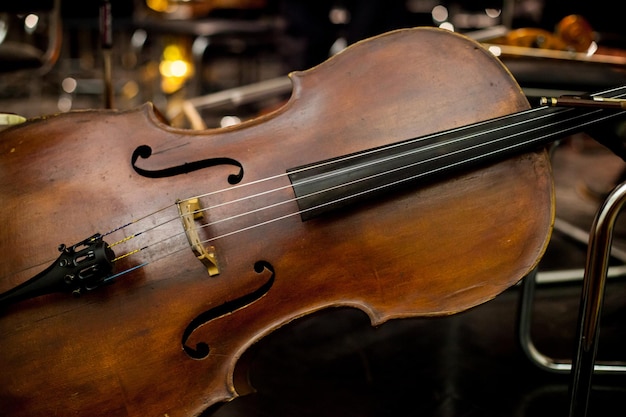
1,0,626,128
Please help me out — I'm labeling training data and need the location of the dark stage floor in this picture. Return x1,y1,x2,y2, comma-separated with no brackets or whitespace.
208,138,626,417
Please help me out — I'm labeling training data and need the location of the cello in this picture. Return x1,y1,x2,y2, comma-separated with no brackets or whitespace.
0,27,624,416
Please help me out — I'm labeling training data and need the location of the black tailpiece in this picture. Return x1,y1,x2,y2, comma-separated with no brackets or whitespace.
0,234,115,309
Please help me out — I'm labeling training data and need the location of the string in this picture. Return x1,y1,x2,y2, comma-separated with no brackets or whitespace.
187,84,626,224
183,81,626,212
193,107,623,245
114,104,550,238
98,86,626,279
102,204,173,237
141,104,609,237
117,85,626,232
4,87,624,292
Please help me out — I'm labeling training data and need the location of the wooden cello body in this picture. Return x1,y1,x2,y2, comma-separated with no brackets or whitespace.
0,28,554,416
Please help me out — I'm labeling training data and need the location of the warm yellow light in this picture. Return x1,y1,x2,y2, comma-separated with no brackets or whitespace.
159,59,189,78
163,44,183,61
170,60,188,77
122,81,139,99
146,0,169,12
159,41,193,94
161,77,185,94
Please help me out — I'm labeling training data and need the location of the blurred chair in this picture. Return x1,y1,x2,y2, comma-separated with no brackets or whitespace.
0,0,62,74
0,0,61,126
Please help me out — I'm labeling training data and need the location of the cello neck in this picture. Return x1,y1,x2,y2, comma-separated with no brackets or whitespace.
289,85,626,221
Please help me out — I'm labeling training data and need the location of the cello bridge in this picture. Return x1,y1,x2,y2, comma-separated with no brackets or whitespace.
177,198,219,276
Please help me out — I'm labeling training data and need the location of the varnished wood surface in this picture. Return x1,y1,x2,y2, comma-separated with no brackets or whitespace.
0,28,553,416
210,140,626,417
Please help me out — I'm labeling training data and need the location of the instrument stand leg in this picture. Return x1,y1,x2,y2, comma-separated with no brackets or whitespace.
517,268,574,373
568,181,626,417
517,263,626,375
517,181,626,416
517,141,626,416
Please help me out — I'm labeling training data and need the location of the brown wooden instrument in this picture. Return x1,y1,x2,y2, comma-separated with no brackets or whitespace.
1,27,624,416
485,14,626,65
491,14,595,52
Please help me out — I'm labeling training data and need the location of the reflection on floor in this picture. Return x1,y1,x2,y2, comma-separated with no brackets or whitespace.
209,137,626,417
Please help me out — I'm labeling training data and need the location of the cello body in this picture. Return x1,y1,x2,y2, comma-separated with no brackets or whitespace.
0,28,553,416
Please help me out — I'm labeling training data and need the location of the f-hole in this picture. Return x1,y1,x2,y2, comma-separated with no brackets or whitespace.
181,261,275,359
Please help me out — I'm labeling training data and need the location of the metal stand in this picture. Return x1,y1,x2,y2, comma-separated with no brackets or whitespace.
518,266,626,375
518,181,626,417
568,181,626,417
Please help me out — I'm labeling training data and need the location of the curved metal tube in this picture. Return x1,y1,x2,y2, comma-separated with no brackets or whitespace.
518,268,626,375
569,181,626,417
